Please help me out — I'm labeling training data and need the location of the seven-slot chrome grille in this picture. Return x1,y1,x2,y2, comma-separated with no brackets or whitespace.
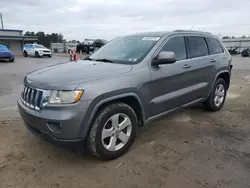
21,85,44,110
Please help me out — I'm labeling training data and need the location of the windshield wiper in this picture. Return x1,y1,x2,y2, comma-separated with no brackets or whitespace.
84,57,93,61
95,58,114,63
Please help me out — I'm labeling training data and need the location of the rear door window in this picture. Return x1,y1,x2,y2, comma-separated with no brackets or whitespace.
25,44,31,49
160,36,186,61
186,36,208,58
206,38,224,55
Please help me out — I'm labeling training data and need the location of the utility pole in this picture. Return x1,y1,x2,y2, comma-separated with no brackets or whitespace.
0,13,4,29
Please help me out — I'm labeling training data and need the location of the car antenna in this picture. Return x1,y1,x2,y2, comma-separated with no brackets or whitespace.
190,26,194,30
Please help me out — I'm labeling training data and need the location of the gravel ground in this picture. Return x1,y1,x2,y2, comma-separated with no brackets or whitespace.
0,56,250,188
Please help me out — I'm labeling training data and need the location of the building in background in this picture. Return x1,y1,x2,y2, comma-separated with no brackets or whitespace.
51,42,79,53
51,42,64,53
0,29,38,55
222,38,250,53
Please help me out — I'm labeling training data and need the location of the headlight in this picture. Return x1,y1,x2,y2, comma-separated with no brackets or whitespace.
49,90,83,104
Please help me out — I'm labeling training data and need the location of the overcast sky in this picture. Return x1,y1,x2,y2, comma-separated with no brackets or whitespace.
1,0,250,41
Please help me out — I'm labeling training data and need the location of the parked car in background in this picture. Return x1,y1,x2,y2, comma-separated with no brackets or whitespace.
18,30,232,160
23,44,52,58
80,39,108,54
0,45,15,62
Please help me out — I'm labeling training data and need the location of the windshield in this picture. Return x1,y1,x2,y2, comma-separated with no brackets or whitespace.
34,44,45,48
0,45,8,51
89,36,160,64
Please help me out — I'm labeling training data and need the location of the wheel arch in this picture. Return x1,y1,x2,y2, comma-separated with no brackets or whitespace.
212,70,230,89
206,70,231,99
82,93,146,140
217,72,230,90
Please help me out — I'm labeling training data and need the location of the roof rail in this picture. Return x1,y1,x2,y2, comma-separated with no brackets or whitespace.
173,30,212,35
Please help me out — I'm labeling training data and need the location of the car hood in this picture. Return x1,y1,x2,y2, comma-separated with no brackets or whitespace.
0,51,11,56
25,60,133,90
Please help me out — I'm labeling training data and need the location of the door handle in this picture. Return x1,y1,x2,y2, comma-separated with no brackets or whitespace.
183,64,191,69
210,59,216,63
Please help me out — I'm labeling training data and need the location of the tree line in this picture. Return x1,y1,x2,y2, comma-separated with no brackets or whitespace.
24,31,64,48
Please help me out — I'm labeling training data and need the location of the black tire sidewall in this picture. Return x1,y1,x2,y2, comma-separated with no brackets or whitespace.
35,52,39,57
206,78,227,111
93,103,137,160
24,51,27,57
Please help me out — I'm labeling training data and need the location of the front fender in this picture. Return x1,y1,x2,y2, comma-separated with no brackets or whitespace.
79,91,147,140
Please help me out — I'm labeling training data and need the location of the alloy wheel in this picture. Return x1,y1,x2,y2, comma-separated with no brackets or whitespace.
101,113,132,151
214,84,225,107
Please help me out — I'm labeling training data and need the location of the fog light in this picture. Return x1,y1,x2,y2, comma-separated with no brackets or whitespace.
47,122,62,133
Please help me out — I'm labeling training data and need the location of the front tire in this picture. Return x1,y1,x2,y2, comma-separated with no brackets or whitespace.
87,102,138,160
203,78,227,111
35,51,40,58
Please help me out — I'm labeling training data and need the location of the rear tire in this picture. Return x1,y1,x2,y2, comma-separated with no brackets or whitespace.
23,51,28,57
203,78,227,111
87,102,138,160
9,59,15,62
48,55,52,58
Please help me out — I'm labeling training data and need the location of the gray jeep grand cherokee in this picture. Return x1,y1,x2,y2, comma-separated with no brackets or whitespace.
18,30,232,160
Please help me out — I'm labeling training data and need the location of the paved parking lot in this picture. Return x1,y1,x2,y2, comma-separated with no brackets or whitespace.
0,55,250,188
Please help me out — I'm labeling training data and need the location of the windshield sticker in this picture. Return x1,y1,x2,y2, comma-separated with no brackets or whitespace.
142,37,160,41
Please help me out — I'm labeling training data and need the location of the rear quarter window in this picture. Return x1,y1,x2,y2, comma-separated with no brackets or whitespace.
186,36,208,58
206,38,224,55
24,44,31,49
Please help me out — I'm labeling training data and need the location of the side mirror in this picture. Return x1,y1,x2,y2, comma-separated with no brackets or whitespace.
152,51,176,66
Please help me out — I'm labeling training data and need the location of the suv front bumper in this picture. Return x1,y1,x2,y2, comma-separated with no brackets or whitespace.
38,51,52,57
24,121,83,148
0,56,14,61
17,99,91,145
